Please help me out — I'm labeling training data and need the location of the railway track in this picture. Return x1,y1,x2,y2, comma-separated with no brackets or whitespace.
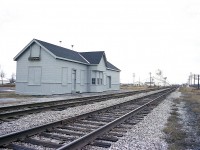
0,87,176,150
0,88,159,122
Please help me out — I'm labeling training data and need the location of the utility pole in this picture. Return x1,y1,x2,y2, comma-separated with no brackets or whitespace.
190,72,192,86
198,75,199,89
188,76,190,86
194,74,195,86
139,77,140,86
133,73,135,86
149,72,151,87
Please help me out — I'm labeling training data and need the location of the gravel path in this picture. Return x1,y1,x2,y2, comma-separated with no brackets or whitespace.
85,90,181,150
0,90,163,136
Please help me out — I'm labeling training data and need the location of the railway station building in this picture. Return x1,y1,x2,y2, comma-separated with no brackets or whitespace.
14,39,120,95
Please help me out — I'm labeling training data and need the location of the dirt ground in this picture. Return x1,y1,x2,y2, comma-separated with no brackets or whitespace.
120,84,151,90
164,87,200,150
0,85,149,99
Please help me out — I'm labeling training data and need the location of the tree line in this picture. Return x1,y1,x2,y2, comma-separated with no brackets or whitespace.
0,69,16,85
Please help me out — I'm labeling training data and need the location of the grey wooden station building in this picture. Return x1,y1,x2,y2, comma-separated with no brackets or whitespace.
14,39,120,95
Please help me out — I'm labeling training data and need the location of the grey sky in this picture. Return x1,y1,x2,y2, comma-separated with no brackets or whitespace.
1,0,200,84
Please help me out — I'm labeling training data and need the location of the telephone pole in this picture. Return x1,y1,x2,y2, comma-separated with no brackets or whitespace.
149,72,151,87
190,72,192,86
198,75,199,89
133,73,135,86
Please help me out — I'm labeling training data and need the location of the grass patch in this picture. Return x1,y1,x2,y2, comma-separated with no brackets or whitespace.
120,85,149,90
0,92,33,98
163,104,187,150
192,107,200,113
0,84,15,87
165,86,200,149
0,91,46,99
179,87,200,114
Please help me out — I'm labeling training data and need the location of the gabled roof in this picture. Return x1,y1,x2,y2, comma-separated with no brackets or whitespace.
80,51,105,64
14,39,120,71
35,39,89,64
80,51,120,71
107,61,120,71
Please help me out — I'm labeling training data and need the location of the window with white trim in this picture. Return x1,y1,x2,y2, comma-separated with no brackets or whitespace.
91,71,103,85
92,78,96,84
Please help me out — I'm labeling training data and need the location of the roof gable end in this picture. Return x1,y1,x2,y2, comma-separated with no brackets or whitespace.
35,39,89,64
79,51,105,65
14,39,89,64
14,39,57,61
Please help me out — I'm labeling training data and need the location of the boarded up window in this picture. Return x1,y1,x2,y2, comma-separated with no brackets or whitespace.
96,71,100,78
29,44,41,61
103,73,106,85
80,70,85,86
62,67,68,85
91,71,96,78
28,67,42,85
31,44,41,57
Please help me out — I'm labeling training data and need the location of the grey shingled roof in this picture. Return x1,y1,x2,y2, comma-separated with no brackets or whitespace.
107,61,120,71
80,52,120,71
80,51,105,64
35,39,89,64
15,39,120,71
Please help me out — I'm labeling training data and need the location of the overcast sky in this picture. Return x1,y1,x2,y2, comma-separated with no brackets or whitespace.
1,0,200,84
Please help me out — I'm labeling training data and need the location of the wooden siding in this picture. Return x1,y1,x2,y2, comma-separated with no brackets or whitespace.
16,43,88,95
15,42,120,95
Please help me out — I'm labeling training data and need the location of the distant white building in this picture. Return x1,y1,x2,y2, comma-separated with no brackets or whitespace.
14,39,120,95
0,79,10,85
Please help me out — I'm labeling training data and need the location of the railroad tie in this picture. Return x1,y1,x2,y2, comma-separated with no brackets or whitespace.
8,143,36,150
24,138,61,148
96,135,118,142
89,140,111,148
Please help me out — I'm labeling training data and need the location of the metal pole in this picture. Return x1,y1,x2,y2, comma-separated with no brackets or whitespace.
198,75,199,89
188,76,190,86
139,77,140,86
194,74,195,86
150,72,151,87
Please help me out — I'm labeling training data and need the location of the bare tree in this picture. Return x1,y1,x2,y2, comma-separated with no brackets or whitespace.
0,70,5,85
9,73,16,84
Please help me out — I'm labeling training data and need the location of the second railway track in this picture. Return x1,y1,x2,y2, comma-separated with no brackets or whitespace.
0,87,177,150
0,88,159,122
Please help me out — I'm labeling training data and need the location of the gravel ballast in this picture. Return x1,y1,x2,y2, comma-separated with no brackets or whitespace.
107,90,181,150
0,90,164,136
84,90,180,150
